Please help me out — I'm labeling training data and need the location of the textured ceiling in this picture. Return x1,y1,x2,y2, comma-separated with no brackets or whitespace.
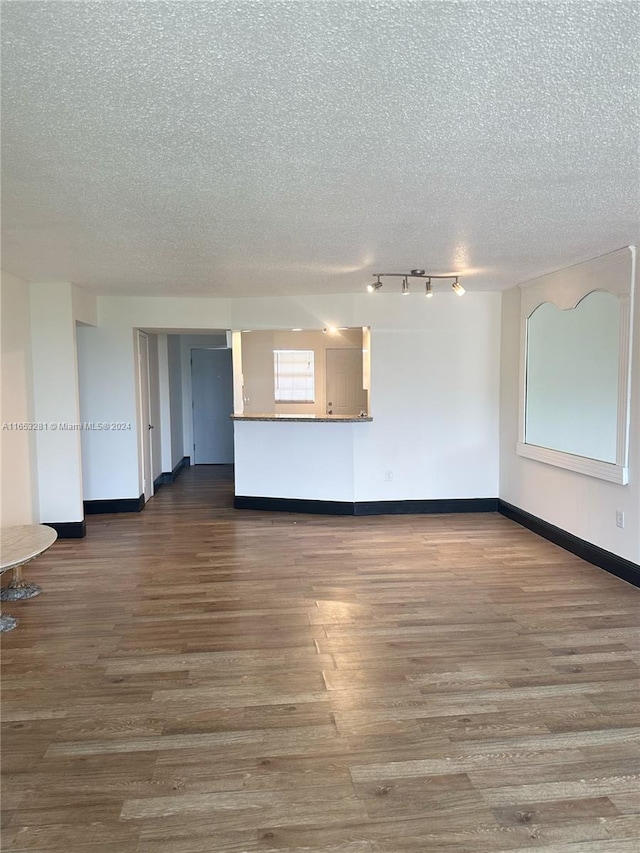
1,1,638,297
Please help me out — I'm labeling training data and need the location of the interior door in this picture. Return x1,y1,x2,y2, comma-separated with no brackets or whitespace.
191,348,234,464
326,348,367,416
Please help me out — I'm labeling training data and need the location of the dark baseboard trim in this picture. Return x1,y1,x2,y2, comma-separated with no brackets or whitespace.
234,496,499,516
154,457,191,492
170,455,191,480
498,500,640,588
45,520,87,539
234,496,354,515
84,495,145,514
355,498,498,515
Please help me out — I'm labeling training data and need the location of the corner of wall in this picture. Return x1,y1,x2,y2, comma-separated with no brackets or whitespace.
1,269,37,525
72,285,98,326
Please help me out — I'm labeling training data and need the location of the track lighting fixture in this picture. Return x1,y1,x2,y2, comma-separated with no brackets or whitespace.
367,269,464,296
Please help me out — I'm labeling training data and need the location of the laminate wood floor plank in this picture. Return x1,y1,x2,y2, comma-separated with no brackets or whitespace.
2,466,639,851
609,792,640,813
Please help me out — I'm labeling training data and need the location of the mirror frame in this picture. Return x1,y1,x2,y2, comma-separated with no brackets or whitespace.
516,246,635,485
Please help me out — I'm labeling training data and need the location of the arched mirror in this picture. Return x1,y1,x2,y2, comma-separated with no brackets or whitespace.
517,247,635,484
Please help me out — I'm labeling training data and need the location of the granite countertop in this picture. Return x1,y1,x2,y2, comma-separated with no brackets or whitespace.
231,413,373,423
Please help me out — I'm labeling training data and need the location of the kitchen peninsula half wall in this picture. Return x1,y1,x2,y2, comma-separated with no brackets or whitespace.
233,417,373,511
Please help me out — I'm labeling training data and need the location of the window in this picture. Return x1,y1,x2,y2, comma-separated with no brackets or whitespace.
274,349,315,402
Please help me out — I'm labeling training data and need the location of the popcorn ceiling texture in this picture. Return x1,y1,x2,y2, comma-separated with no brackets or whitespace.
1,1,638,297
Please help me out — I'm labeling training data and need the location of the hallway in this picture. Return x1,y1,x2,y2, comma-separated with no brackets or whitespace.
1,466,639,852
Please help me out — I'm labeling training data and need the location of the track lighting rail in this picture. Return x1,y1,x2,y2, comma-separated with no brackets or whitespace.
367,270,465,295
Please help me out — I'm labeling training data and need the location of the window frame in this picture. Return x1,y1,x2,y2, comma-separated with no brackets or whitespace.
273,349,316,404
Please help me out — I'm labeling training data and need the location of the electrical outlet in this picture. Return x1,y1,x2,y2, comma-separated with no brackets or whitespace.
384,470,393,482
616,510,625,529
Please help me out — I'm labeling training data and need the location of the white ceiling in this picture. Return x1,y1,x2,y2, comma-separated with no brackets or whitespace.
1,1,638,298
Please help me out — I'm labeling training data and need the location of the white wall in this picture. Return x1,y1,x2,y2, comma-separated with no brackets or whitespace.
30,283,85,522
0,270,37,526
234,421,356,500
77,322,140,501
72,286,98,326
353,318,501,501
500,275,640,564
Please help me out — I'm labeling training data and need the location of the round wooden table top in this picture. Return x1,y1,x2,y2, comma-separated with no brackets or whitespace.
0,524,58,573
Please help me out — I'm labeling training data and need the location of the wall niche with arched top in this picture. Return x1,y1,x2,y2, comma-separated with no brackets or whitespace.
516,246,635,484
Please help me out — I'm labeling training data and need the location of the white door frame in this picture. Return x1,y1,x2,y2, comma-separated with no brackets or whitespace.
135,330,153,501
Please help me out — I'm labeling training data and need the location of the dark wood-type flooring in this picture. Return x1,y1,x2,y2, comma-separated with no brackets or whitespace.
1,466,639,852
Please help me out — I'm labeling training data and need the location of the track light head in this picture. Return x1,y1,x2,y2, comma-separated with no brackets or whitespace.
367,276,383,293
452,278,465,296
402,277,410,295
425,278,433,298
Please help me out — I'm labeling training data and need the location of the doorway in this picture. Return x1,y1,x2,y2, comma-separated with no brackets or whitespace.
135,330,153,501
191,348,234,464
